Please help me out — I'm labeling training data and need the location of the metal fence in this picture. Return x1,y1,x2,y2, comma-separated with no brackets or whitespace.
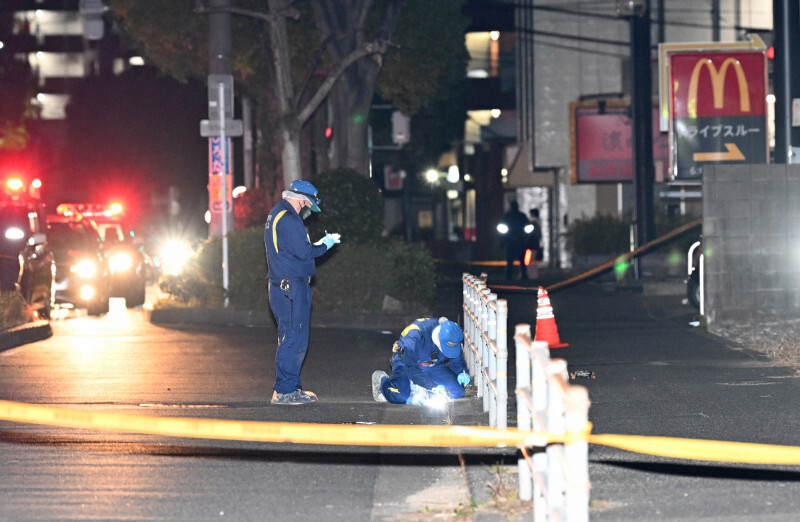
462,273,508,428
514,323,590,521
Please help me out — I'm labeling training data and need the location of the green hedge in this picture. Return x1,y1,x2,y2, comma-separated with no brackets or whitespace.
158,227,268,309
313,240,436,314
0,291,31,329
565,213,701,257
306,168,384,245
158,169,436,314
566,214,629,256
158,229,436,314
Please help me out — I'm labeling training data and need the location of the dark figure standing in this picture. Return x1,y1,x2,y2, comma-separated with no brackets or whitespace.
497,200,530,280
528,208,543,262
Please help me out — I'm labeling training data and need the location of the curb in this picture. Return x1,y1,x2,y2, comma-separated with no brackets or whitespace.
0,320,53,353
148,307,419,331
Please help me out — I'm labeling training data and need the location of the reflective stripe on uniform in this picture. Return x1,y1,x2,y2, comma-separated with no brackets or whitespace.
400,324,421,337
272,210,288,252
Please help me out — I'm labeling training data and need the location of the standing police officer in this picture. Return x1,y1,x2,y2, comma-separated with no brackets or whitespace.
265,180,340,405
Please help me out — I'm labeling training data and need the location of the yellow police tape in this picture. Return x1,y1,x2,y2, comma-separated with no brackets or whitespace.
3,399,800,465
0,400,542,448
586,434,800,465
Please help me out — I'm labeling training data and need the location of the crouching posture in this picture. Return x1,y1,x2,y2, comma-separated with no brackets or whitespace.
372,318,471,404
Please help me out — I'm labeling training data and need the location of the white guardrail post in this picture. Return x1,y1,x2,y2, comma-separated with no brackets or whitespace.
461,273,508,428
513,323,590,522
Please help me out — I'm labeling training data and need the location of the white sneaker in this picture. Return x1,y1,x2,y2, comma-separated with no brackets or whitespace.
371,370,388,402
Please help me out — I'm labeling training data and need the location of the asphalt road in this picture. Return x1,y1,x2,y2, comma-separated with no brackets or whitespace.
3,272,800,520
0,305,503,521
527,282,800,521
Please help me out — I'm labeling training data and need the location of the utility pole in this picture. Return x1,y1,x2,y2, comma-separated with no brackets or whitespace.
621,0,655,279
773,0,800,164
201,0,243,306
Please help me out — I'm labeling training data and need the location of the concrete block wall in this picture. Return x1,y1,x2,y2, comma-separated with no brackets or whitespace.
703,164,800,334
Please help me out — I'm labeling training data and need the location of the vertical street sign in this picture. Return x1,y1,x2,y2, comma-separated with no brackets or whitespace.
659,35,768,180
208,136,233,235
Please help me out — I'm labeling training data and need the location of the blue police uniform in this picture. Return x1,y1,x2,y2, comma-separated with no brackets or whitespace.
380,318,468,404
265,198,328,395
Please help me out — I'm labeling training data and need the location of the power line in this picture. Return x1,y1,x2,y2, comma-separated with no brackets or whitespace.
509,2,765,33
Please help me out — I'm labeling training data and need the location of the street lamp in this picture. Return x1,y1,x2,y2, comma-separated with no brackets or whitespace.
425,169,439,184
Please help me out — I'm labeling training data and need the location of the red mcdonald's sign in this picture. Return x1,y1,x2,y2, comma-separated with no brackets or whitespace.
659,36,768,180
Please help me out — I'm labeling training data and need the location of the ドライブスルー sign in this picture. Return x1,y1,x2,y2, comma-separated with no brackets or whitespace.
660,36,768,180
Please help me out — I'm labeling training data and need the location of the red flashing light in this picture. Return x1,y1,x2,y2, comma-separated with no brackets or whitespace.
768,46,775,60
325,127,333,139
109,202,124,215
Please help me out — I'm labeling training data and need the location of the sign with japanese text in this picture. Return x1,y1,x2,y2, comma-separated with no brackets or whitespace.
208,136,234,236
569,101,668,183
661,37,767,180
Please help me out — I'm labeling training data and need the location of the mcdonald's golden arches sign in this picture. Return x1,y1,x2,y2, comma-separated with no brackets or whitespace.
661,37,767,180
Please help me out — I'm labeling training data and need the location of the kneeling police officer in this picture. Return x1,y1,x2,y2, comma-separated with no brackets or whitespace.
371,318,471,404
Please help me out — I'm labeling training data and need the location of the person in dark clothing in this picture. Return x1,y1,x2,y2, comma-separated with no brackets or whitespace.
528,208,543,262
264,180,340,405
497,200,530,280
371,318,470,405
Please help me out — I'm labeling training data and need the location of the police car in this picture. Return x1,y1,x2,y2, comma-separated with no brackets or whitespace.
46,212,110,316
0,177,54,319
56,203,150,307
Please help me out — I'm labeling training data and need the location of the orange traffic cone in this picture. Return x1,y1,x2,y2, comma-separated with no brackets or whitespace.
533,287,568,348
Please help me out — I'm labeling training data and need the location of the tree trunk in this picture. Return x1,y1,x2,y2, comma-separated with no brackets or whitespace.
280,127,302,187
315,0,406,177
266,0,302,187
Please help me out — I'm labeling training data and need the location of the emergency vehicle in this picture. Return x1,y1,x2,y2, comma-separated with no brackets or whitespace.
56,203,150,307
46,212,110,316
0,177,54,319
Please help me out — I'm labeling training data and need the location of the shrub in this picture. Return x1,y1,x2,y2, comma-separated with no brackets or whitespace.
565,213,702,257
158,231,437,315
306,169,384,244
313,240,436,314
566,214,629,256
159,227,268,309
0,291,32,329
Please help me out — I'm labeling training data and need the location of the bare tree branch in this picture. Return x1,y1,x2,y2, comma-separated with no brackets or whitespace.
295,39,390,125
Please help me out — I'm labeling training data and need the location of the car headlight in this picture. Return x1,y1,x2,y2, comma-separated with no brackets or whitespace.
79,284,95,301
72,259,98,278
4,227,25,240
496,223,509,234
160,240,193,276
109,252,133,273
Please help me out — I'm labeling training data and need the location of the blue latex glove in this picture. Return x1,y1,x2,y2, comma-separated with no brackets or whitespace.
457,371,470,386
319,232,341,250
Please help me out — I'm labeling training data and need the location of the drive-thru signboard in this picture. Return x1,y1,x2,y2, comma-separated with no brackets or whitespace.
659,35,768,180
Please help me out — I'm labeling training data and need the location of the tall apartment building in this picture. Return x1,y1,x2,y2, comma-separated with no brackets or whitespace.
0,0,140,203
